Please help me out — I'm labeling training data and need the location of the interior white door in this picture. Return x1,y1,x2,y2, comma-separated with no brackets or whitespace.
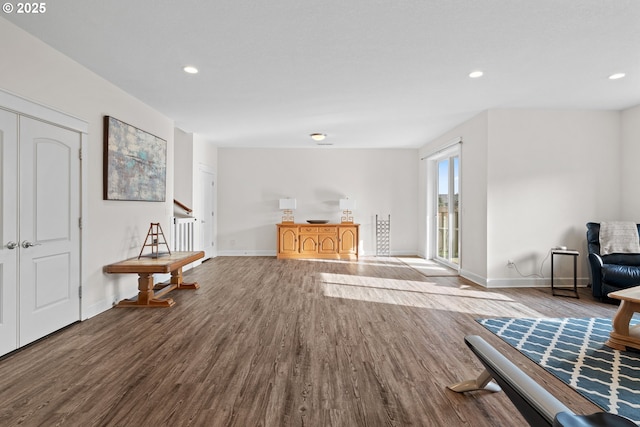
18,116,81,346
199,167,216,259
0,109,19,355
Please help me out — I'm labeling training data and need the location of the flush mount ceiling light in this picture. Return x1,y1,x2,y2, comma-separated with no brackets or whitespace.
310,133,326,141
183,65,199,74
609,73,626,80
469,70,484,78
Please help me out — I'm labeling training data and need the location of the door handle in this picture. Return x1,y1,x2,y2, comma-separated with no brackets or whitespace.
6,241,18,250
22,241,42,249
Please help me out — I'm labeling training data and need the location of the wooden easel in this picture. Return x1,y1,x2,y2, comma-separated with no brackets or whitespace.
138,223,171,259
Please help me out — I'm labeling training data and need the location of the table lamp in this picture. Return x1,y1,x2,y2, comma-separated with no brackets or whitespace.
339,198,356,223
279,198,297,223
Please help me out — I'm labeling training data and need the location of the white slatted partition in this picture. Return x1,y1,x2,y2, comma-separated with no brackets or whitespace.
172,217,197,251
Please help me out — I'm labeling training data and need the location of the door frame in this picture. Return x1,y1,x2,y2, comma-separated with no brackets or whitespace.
0,109,19,355
197,163,217,260
426,140,461,270
0,88,88,320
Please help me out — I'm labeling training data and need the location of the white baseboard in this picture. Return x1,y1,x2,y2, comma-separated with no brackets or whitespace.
459,269,486,287
82,298,116,320
217,250,419,257
389,250,420,257
486,277,548,288
218,250,276,256
455,268,590,290
485,277,589,289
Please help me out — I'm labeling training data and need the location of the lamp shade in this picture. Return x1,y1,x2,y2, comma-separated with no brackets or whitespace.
279,198,297,210
339,198,356,210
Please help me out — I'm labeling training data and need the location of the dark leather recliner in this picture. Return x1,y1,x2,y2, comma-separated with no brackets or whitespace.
586,222,640,299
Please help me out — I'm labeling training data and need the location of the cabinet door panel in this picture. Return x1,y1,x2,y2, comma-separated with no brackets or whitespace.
318,235,337,254
299,235,318,254
279,228,298,254
339,227,358,255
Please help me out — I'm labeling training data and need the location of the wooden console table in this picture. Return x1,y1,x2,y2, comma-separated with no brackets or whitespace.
606,286,640,351
104,251,204,308
276,223,359,260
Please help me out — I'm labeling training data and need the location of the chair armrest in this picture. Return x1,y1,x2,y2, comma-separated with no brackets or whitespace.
587,253,604,298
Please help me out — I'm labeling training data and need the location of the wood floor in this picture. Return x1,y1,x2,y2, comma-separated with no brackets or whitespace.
0,256,619,426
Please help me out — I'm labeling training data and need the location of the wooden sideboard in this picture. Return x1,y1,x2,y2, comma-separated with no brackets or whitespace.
277,223,359,260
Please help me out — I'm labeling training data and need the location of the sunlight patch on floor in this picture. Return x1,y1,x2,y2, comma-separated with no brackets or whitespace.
397,257,459,276
319,272,544,317
292,256,424,268
297,257,415,269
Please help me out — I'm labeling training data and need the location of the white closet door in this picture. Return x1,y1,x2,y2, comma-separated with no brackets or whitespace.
199,167,216,259
18,116,81,346
0,109,18,355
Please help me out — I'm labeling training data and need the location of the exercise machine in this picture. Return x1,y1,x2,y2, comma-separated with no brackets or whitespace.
448,335,635,426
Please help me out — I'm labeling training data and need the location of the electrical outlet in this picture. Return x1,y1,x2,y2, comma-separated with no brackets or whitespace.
507,260,515,268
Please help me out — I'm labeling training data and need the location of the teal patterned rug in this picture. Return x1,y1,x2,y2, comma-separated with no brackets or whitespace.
478,317,640,424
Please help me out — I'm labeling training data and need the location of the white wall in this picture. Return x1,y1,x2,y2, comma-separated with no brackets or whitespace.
193,134,218,257
173,129,218,257
486,110,620,286
621,105,640,220
217,148,418,256
0,19,175,317
174,127,195,210
419,108,623,288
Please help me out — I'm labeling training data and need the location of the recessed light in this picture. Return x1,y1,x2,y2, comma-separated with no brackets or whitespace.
183,66,199,74
310,133,326,141
469,70,484,78
609,73,626,80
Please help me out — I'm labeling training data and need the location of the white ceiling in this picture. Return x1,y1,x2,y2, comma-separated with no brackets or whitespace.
4,1,640,148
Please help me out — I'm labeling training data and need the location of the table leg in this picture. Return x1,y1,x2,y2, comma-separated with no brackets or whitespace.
551,253,555,292
573,254,578,297
138,273,154,304
606,300,640,350
550,252,579,298
116,272,175,308
171,267,200,290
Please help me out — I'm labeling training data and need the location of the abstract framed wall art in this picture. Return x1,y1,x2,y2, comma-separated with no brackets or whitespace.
103,116,167,201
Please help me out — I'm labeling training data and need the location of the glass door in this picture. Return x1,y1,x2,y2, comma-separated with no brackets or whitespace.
436,155,459,265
